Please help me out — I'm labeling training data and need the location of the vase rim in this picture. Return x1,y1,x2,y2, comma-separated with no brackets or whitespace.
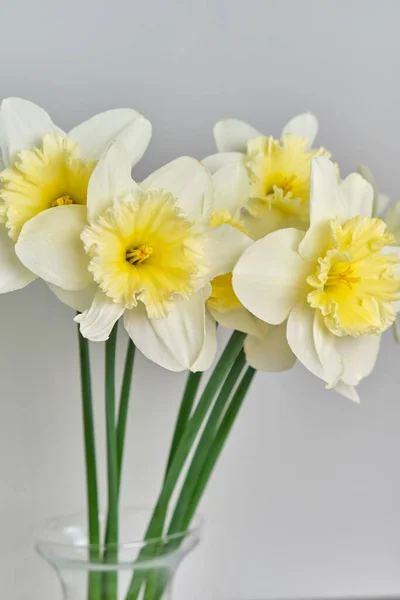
34,505,203,567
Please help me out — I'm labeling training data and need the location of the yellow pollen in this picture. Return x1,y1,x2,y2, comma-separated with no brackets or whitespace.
325,263,360,290
279,174,297,195
52,195,74,207
126,245,153,265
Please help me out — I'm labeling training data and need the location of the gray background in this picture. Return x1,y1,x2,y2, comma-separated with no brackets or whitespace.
0,0,399,598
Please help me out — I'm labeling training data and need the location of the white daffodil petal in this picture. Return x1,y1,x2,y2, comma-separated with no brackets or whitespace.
245,322,296,372
205,225,253,280
287,300,324,379
334,381,360,404
233,228,311,325
74,290,124,342
0,226,36,292
48,283,97,312
386,202,400,244
335,334,381,386
209,306,265,338
191,311,218,372
202,152,243,174
0,97,63,166
124,305,184,372
125,288,208,371
68,108,152,163
309,157,347,226
87,141,140,223
15,205,91,291
212,161,249,214
281,113,318,148
214,119,262,153
298,221,331,262
141,157,213,224
340,173,374,219
313,311,343,388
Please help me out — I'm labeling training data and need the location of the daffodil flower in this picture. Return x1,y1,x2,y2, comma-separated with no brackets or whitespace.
0,97,151,304
205,161,295,372
17,143,251,371
203,113,330,240
233,157,400,402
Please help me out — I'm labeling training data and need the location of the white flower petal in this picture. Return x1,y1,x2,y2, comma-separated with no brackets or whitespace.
124,288,209,371
87,142,140,223
281,113,318,148
205,225,253,280
309,157,347,227
212,160,249,214
298,221,331,262
209,306,264,338
191,312,218,372
141,157,213,224
245,322,296,372
0,226,36,292
0,97,63,166
335,334,381,386
68,108,151,163
48,283,97,312
340,173,373,219
334,381,360,404
313,311,343,388
202,152,243,174
214,119,262,153
287,301,324,379
74,290,124,342
386,202,400,244
15,205,91,290
233,228,311,325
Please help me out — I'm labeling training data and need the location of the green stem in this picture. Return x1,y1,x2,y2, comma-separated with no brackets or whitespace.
102,325,119,600
167,350,246,535
77,327,101,600
125,331,245,600
181,366,256,530
164,371,203,479
144,362,255,600
116,339,136,488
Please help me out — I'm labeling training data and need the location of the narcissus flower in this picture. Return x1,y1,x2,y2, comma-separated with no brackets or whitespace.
0,97,151,303
233,157,400,401
206,161,295,372
17,143,251,371
203,113,330,240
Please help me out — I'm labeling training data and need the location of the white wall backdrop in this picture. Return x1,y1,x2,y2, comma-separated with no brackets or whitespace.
0,0,400,598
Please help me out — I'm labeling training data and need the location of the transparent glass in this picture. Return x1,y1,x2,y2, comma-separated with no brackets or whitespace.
35,507,203,600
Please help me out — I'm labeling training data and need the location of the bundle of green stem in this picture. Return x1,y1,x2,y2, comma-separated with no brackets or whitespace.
78,324,255,600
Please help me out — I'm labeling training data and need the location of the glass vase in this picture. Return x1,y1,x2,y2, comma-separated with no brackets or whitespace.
35,507,202,600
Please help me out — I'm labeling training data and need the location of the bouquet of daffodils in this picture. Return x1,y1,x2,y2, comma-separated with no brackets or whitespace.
1,98,399,600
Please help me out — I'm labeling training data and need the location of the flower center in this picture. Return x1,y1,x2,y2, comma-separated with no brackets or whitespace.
325,262,360,289
126,245,153,265
307,216,400,337
0,133,96,240
51,195,74,208
82,189,206,318
244,135,330,222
